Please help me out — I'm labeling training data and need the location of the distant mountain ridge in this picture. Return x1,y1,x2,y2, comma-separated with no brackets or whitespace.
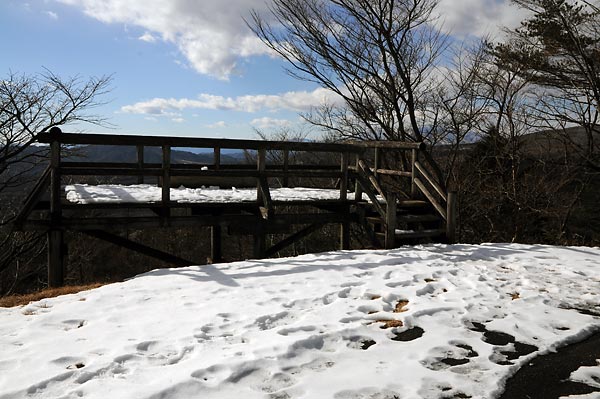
68,145,246,164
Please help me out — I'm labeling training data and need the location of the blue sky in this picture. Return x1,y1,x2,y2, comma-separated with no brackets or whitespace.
0,0,524,139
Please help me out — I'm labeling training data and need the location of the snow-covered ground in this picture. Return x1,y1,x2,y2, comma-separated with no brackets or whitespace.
1,244,599,399
65,184,345,204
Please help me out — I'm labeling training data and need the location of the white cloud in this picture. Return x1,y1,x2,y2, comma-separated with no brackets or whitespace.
55,0,528,79
46,10,59,20
138,32,157,43
120,88,343,115
172,117,185,123
56,0,272,79
435,0,526,39
250,117,291,129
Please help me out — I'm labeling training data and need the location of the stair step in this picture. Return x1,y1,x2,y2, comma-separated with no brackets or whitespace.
366,213,441,226
397,214,441,223
397,200,429,208
395,228,445,239
359,199,429,208
366,216,383,224
376,228,445,240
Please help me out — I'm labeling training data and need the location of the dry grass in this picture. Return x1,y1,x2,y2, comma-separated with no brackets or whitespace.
377,319,404,329
0,283,105,308
394,300,409,313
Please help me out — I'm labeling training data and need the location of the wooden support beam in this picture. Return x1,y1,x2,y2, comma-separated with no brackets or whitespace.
257,177,272,219
411,149,417,198
257,148,266,202
354,155,363,201
14,165,51,229
355,206,381,248
47,132,65,287
214,147,221,170
340,152,348,201
265,223,324,257
23,212,351,231
49,138,61,225
137,145,144,184
256,148,273,219
340,220,350,250
83,230,195,267
162,145,171,217
283,150,289,188
385,192,397,249
47,229,65,287
253,234,266,259
446,191,457,244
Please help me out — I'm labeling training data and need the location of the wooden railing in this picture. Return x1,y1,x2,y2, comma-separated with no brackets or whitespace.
34,127,363,218
27,127,455,239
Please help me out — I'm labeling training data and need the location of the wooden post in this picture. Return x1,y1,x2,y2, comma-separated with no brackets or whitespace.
47,230,64,287
340,152,348,200
446,191,457,244
355,154,363,201
162,145,171,217
253,233,266,259
411,149,417,198
385,192,397,249
340,204,350,250
48,131,64,287
49,138,61,224
210,225,222,263
257,148,266,202
340,153,350,250
214,147,221,170
283,150,289,188
255,149,267,255
137,145,144,184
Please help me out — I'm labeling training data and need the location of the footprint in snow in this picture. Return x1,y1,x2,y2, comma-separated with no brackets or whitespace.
420,342,479,371
223,366,297,394
466,321,538,365
254,311,296,331
191,364,231,386
277,325,317,336
391,326,425,342
282,357,335,375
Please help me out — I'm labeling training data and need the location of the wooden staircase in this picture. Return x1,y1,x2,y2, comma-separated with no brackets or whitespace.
351,142,456,249
363,200,445,245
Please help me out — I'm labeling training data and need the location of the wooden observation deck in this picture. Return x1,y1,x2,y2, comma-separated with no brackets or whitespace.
15,127,456,286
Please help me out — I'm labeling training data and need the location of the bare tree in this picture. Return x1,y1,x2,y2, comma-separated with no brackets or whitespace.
1,71,111,208
249,0,447,143
0,70,111,294
492,0,600,169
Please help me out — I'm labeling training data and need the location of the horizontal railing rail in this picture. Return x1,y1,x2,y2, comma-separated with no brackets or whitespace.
29,127,455,242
